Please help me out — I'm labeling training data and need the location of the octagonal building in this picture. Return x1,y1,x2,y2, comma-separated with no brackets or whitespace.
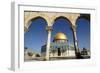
41,32,76,59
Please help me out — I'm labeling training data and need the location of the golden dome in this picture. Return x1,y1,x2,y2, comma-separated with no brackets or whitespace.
54,32,67,40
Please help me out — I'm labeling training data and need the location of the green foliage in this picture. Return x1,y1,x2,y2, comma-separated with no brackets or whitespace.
28,52,33,56
35,54,40,57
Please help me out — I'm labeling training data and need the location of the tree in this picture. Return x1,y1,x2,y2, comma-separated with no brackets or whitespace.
81,47,88,55
28,52,33,56
35,54,40,57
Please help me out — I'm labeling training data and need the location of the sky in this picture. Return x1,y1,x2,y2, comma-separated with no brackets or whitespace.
24,15,90,53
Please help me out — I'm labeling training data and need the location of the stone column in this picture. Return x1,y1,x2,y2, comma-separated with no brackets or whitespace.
71,25,80,58
46,26,52,60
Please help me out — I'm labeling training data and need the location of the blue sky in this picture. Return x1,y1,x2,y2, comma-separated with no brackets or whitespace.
24,15,90,53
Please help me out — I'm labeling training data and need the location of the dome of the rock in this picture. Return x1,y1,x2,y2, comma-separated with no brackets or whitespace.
54,32,67,40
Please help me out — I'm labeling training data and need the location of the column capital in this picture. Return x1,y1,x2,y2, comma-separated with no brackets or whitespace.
71,25,77,32
46,26,53,31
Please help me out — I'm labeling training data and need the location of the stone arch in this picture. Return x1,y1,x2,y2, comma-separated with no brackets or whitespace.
50,13,80,27
75,14,90,25
24,12,51,32
51,15,80,58
28,16,48,28
24,16,49,56
53,16,72,26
